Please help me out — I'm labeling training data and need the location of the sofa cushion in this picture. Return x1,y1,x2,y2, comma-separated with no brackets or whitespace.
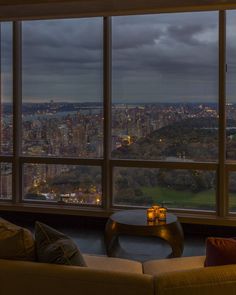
143,255,205,276
35,221,86,266
205,237,236,267
84,254,143,274
0,259,154,295
0,218,35,261
154,264,236,295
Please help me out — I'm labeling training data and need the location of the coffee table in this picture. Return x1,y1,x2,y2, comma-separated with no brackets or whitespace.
104,209,184,258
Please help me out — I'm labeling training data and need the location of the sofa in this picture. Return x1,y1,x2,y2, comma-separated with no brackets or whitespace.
1,254,236,295
1,217,236,295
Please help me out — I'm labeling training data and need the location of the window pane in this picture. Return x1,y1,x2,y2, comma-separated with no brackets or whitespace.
23,164,102,206
112,13,218,161
113,167,216,210
22,18,103,158
226,10,236,161
1,23,13,155
0,163,12,200
229,172,236,212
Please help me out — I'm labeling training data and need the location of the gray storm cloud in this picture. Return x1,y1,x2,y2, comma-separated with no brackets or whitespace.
1,11,236,103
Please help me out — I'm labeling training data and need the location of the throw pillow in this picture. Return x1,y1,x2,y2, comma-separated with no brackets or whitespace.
0,217,35,261
205,237,236,267
35,221,87,266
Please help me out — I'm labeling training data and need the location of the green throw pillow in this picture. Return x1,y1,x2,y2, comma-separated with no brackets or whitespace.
35,221,87,267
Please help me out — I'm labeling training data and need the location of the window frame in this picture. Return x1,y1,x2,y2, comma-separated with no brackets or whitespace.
0,11,235,225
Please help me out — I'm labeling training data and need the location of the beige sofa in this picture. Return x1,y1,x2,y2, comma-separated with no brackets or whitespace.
1,254,236,295
144,255,236,295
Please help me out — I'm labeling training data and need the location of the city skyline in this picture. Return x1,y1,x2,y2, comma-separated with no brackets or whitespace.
0,100,236,210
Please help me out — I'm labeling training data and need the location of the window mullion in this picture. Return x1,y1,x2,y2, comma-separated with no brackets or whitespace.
12,21,22,204
103,16,112,210
218,10,227,217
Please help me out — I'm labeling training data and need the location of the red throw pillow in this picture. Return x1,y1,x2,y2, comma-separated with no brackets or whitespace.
205,237,236,267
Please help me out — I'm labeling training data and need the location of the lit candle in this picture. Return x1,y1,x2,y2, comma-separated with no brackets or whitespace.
159,207,167,221
152,205,160,218
146,208,155,222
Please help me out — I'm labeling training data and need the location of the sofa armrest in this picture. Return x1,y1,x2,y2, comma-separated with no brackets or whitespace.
154,264,236,295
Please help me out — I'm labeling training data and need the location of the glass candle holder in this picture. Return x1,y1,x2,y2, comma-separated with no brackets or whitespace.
159,207,167,221
146,208,155,222
152,205,160,218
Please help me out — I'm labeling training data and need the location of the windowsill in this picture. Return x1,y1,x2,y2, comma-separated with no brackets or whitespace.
1,202,236,226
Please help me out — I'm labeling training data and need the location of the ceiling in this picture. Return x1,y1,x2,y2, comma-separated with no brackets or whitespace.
0,0,236,20
0,0,236,8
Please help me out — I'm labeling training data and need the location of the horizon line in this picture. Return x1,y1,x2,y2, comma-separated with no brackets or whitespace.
2,101,221,104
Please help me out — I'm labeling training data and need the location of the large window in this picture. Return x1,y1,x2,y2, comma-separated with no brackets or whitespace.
0,23,13,157
23,164,102,205
0,10,235,220
112,13,218,162
113,167,216,210
20,18,103,206
22,19,103,158
226,10,236,213
112,12,218,210
0,23,13,200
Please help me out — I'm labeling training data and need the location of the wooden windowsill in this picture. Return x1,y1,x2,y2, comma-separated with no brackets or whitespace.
1,202,236,226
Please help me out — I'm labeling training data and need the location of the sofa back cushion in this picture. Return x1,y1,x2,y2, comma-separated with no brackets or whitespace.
0,218,35,261
0,259,153,295
143,256,205,276
35,221,86,266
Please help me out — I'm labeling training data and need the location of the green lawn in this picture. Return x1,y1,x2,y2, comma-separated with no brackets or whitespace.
142,186,215,210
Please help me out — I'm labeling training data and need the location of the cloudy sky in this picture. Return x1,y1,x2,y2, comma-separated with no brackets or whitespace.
1,10,236,103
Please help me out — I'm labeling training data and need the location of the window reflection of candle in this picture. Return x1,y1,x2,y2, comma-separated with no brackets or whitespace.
159,207,167,221
147,208,155,222
152,205,160,218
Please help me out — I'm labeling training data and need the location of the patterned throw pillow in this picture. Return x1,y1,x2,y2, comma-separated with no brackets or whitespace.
35,221,87,266
205,237,236,267
0,218,35,261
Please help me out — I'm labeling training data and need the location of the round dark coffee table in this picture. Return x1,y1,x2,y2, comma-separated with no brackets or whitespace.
104,209,184,258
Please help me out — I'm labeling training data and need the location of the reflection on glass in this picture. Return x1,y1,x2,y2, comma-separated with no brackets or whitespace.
228,172,236,212
226,11,236,161
0,23,13,155
23,164,102,205
22,18,103,158
113,167,216,211
112,12,218,161
0,163,12,200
